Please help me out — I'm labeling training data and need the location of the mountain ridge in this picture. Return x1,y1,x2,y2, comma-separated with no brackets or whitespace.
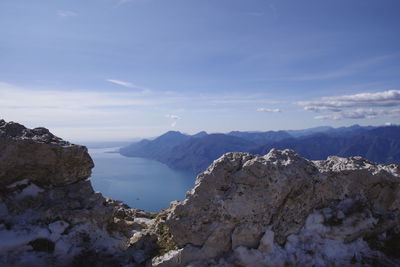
120,124,400,173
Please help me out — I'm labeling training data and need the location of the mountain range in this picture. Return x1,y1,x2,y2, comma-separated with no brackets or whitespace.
119,125,400,173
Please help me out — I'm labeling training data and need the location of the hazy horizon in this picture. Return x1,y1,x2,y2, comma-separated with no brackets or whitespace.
1,0,400,141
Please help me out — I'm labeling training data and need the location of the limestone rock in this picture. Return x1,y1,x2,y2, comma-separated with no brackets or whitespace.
157,149,400,266
0,120,158,266
0,120,94,186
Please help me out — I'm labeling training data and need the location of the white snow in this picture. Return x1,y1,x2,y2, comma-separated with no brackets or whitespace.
14,184,44,200
6,179,29,188
49,221,69,241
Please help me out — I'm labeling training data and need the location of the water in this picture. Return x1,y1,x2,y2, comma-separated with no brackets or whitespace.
88,147,196,212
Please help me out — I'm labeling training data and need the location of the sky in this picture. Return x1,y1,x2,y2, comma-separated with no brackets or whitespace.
1,0,400,141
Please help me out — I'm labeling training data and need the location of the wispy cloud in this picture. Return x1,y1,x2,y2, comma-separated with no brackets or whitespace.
107,79,136,88
165,114,181,120
0,82,285,139
106,79,151,93
165,114,181,127
301,89,400,120
58,10,77,18
299,90,400,110
256,108,281,113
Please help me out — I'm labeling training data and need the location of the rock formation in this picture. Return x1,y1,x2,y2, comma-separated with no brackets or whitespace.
153,149,400,266
0,120,157,266
1,119,400,266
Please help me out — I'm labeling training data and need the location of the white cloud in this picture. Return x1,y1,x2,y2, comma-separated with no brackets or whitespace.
58,10,77,18
303,106,342,112
301,90,400,121
107,79,135,88
165,114,181,127
300,90,400,110
256,108,281,113
0,82,284,140
165,114,181,120
106,79,152,94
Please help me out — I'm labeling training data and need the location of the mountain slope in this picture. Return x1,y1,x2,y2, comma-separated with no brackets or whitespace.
120,131,190,158
228,130,291,145
163,134,256,173
254,126,400,165
120,125,400,173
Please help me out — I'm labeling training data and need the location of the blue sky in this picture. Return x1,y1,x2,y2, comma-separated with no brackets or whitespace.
1,0,400,141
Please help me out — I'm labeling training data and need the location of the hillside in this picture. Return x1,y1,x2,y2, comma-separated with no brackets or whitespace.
120,125,399,173
254,126,400,165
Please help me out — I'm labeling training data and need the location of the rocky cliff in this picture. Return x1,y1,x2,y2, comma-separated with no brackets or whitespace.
0,120,157,266
1,120,400,266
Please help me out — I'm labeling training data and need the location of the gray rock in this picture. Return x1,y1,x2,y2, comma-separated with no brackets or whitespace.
157,149,400,266
0,120,94,186
0,120,157,266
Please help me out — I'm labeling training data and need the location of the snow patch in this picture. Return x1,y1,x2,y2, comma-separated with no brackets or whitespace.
14,184,44,200
6,179,29,189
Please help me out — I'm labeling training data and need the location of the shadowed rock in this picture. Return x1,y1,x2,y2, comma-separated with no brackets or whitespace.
0,120,94,186
0,120,156,266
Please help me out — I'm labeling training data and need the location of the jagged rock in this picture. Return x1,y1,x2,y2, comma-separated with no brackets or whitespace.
0,120,94,186
0,120,158,266
2,119,400,266
154,149,400,266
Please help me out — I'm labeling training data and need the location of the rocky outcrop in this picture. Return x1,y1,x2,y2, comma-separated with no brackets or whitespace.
1,119,400,266
0,119,94,186
0,120,158,266
153,149,400,266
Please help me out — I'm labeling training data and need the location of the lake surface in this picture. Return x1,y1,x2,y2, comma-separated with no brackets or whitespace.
88,147,196,212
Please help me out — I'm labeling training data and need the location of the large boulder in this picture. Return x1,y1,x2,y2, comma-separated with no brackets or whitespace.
0,119,94,186
0,120,158,266
154,149,400,266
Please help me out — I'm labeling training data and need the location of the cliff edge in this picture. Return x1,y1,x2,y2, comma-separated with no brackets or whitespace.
0,120,399,266
0,120,156,266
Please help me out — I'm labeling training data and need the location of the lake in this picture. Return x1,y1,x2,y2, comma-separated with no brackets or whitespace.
88,147,196,212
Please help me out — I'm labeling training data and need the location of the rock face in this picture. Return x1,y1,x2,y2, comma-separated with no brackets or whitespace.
1,119,400,266
154,149,400,266
0,119,94,186
0,120,157,266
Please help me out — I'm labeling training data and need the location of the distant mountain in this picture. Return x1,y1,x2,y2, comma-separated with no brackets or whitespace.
120,131,191,159
121,132,256,173
340,126,400,164
162,134,256,173
120,125,400,174
192,131,208,138
252,133,348,160
322,124,376,138
228,130,291,145
286,126,334,138
253,126,400,165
